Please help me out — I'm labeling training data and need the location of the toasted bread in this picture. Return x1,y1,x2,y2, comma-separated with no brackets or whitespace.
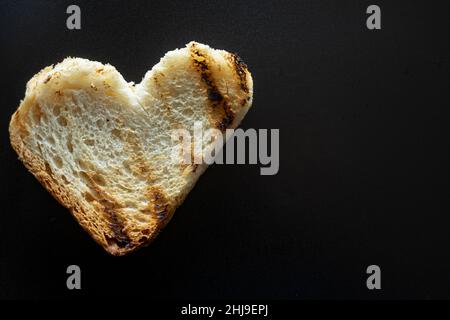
9,41,253,255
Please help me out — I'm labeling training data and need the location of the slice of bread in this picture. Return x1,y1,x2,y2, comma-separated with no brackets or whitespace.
9,41,253,255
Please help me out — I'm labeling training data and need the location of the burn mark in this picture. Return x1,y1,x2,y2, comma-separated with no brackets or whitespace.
43,72,60,84
189,43,235,131
83,172,132,249
102,203,131,249
228,52,249,94
43,75,52,84
143,187,171,221
208,89,223,102
190,45,224,103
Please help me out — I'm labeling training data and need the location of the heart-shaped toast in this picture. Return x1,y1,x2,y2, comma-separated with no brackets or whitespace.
9,42,253,255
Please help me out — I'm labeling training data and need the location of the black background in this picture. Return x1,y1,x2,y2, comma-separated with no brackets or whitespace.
0,0,449,299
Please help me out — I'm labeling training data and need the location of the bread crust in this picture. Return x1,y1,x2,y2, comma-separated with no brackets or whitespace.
9,42,253,255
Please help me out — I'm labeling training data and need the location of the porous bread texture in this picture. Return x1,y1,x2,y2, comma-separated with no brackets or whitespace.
9,41,253,255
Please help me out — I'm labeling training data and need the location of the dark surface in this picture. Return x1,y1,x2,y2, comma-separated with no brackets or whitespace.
0,0,449,299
